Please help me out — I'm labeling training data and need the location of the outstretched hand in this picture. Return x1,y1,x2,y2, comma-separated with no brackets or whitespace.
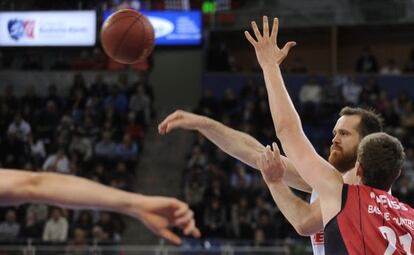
158,110,204,135
135,196,201,245
257,142,287,184
245,16,296,68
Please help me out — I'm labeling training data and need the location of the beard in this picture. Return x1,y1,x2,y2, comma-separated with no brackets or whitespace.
328,145,357,173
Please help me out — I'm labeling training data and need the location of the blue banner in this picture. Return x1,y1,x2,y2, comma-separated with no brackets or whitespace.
103,10,202,46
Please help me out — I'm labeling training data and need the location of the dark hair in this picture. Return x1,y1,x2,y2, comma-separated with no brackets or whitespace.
357,133,405,191
339,107,383,137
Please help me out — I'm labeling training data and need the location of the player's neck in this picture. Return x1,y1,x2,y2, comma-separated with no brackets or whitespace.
342,167,358,184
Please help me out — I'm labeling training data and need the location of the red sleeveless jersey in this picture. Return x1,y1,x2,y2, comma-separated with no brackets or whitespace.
325,184,414,254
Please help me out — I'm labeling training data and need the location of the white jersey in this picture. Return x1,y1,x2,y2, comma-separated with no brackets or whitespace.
310,191,325,255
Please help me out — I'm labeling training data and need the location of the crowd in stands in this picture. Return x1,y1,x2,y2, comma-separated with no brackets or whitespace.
182,75,414,245
0,72,154,248
207,43,414,74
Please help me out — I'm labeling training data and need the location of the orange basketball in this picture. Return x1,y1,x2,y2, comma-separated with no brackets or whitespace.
100,9,155,64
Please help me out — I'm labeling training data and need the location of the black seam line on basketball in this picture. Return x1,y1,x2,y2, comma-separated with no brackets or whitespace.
136,16,155,62
113,15,142,61
132,17,147,61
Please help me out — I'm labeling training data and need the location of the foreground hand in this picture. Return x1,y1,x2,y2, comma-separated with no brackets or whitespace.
136,196,201,245
257,142,287,183
245,16,296,68
158,110,204,134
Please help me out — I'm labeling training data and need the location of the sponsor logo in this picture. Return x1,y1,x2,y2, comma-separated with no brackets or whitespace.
8,19,35,40
370,192,408,211
312,231,324,245
147,16,174,38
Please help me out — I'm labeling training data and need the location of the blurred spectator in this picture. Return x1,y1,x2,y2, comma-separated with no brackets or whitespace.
342,76,362,105
44,84,63,110
381,98,400,128
28,133,47,169
7,113,31,142
95,131,117,159
66,228,88,255
91,225,111,244
186,145,208,169
111,162,131,190
129,85,151,126
73,211,93,236
221,88,238,115
299,77,322,121
56,115,75,148
355,47,378,73
196,89,219,117
19,211,42,239
184,180,206,219
36,100,61,141
203,198,227,238
125,112,145,142
70,73,88,100
393,175,414,205
256,212,277,240
77,116,100,142
230,164,253,190
2,130,27,168
401,102,414,127
26,204,49,224
95,212,115,240
42,147,70,174
380,59,401,75
359,78,380,107
115,133,138,162
70,89,87,124
253,228,267,246
105,86,128,114
90,74,108,98
299,77,322,105
252,197,276,224
69,133,93,162
42,208,68,242
231,197,253,239
0,209,20,240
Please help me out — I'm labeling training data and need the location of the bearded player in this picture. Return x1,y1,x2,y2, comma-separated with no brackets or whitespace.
247,16,413,254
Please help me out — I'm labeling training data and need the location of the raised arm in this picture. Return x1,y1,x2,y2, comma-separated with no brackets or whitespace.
245,17,343,224
257,143,323,235
158,110,311,192
0,169,200,245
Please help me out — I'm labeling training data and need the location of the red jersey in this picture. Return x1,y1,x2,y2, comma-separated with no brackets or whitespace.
325,184,414,254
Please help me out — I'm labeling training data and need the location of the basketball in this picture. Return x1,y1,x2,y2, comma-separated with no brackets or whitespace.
100,9,155,64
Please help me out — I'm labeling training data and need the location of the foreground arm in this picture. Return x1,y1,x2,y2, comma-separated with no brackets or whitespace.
257,143,323,235
245,17,343,224
0,170,200,244
158,110,311,192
